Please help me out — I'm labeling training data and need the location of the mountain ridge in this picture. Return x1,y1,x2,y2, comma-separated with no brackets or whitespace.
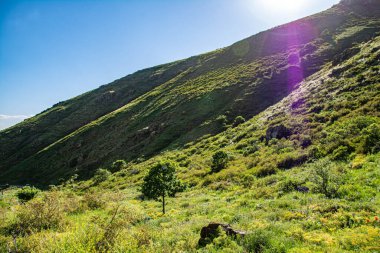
0,1,379,185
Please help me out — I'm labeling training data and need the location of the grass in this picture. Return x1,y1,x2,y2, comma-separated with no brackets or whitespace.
0,1,380,252
1,2,379,186
0,154,379,252
0,34,379,251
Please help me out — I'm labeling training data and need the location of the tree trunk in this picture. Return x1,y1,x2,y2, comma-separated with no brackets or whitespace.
162,194,165,214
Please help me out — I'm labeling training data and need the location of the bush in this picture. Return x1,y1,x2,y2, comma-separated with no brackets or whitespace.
240,229,272,252
16,186,40,203
308,145,325,159
240,228,293,253
277,154,308,170
332,145,352,160
300,135,312,148
243,144,259,156
211,151,229,173
7,192,65,235
110,160,127,173
82,192,106,210
361,123,380,154
233,116,246,127
310,159,345,198
254,163,278,178
93,168,111,184
279,178,304,193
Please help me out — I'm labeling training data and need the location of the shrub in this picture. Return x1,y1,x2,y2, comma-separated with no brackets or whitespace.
16,186,40,203
300,135,312,148
308,145,325,159
279,178,304,193
211,151,229,173
277,154,308,170
233,116,246,127
239,229,273,253
243,144,259,156
110,160,127,173
95,205,135,252
82,192,106,210
351,155,366,169
310,159,345,198
7,192,65,235
216,115,228,129
93,168,111,184
361,123,380,154
332,145,352,160
254,163,278,178
205,226,242,251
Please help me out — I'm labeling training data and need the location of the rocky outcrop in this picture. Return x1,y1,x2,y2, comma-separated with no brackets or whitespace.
198,223,246,247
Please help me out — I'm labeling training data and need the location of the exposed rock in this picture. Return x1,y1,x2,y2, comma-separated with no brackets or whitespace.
198,223,247,247
265,124,292,144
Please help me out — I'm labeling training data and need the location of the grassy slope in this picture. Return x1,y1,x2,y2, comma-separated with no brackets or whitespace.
1,2,379,185
0,57,205,173
1,33,379,253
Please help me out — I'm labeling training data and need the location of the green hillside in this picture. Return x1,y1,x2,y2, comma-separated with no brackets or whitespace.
1,0,380,252
1,0,379,185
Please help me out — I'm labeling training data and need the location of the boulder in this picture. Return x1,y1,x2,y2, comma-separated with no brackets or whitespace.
198,223,246,247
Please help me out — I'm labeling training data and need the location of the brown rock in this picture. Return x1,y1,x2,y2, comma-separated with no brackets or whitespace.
198,222,246,247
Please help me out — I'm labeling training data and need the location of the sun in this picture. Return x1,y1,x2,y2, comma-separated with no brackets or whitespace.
256,0,307,13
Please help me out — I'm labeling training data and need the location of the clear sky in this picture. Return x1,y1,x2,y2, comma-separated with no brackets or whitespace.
0,0,339,130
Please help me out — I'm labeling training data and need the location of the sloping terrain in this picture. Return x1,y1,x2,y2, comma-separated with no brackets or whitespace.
1,0,380,252
1,19,379,253
0,0,379,187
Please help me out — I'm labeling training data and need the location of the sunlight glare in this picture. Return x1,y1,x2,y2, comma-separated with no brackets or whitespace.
257,0,307,13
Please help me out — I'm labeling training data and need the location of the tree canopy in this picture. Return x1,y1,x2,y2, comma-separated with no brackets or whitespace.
141,160,184,214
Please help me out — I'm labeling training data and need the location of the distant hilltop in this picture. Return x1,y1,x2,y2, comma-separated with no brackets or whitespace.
340,0,379,5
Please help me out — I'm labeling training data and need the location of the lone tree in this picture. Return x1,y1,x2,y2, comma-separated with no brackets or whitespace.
141,160,184,214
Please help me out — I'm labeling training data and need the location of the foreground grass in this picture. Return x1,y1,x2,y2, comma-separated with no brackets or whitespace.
1,153,379,252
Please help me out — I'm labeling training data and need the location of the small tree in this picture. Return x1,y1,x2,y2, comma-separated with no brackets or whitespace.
141,161,183,214
211,151,229,173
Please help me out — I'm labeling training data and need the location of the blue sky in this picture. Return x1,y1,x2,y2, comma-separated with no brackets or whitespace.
0,0,339,130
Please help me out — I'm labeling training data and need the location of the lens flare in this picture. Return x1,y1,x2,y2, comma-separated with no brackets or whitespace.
257,0,307,13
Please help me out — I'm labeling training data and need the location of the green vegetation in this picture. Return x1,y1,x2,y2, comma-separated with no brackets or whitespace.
0,1,380,252
2,0,380,186
16,186,40,203
110,160,127,173
93,169,111,185
309,159,344,198
211,151,229,173
141,161,183,214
